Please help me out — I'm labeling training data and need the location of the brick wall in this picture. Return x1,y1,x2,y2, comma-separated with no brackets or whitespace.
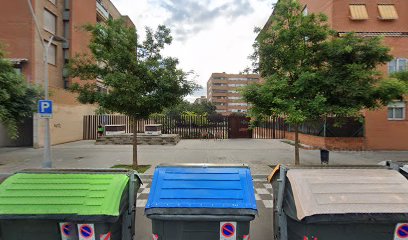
285,132,365,151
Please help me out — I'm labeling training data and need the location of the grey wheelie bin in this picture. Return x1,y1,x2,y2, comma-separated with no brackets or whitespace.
268,164,408,240
383,160,408,179
0,168,141,240
145,164,257,240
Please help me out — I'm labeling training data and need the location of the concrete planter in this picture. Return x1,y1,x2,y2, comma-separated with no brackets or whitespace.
95,133,180,145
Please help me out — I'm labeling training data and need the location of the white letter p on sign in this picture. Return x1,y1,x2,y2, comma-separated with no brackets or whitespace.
41,102,50,112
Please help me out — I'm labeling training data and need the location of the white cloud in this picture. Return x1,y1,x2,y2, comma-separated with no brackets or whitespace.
111,0,276,99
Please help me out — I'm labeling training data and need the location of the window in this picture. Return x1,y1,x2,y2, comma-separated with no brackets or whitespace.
388,101,406,120
213,83,227,86
302,6,308,16
216,110,226,113
388,58,408,74
229,84,246,87
13,67,22,75
229,103,248,106
44,9,56,34
349,4,368,20
228,96,241,100
378,4,398,20
47,43,57,65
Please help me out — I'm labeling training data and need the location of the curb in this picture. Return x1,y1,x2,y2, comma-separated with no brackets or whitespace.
252,174,268,179
137,173,269,179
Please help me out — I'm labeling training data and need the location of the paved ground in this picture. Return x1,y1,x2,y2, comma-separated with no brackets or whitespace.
135,176,273,240
1,139,408,239
1,139,408,174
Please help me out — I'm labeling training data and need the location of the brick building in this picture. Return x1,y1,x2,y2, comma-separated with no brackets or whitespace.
207,73,260,115
262,0,408,150
0,0,134,147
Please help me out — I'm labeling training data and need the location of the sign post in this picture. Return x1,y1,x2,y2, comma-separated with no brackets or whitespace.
38,100,53,168
38,100,53,119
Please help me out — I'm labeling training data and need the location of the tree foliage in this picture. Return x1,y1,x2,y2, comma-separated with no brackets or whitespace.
69,19,197,119
243,0,406,164
391,70,408,91
0,47,41,139
162,100,216,116
69,19,197,166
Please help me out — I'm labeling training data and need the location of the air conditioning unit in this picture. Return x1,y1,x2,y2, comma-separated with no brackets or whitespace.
105,125,126,136
145,124,162,135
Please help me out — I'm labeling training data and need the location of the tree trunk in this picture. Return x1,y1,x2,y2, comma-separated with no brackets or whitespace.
294,124,300,165
132,116,138,167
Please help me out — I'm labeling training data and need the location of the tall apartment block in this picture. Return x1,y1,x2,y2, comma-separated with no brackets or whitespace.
263,0,408,150
0,0,134,147
207,73,260,115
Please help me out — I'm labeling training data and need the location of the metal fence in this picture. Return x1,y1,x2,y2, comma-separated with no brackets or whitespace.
286,117,364,137
83,115,363,140
83,115,229,140
252,117,286,139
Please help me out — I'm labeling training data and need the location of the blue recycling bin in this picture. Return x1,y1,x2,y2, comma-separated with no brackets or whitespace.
145,164,257,240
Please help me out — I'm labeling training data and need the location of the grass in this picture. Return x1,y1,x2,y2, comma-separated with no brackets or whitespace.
111,164,151,173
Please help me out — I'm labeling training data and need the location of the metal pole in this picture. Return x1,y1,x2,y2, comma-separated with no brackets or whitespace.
27,0,45,50
27,0,53,168
42,38,54,168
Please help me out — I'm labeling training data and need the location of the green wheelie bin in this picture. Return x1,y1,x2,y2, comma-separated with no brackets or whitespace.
0,169,141,240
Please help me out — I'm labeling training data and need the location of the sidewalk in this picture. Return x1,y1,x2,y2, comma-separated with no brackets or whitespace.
1,139,408,175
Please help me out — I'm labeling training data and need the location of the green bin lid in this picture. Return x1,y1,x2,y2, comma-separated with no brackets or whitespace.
0,173,129,216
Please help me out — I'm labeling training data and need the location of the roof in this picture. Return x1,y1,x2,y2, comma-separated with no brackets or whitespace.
286,168,408,220
6,58,28,64
210,72,260,79
0,173,129,216
145,166,257,211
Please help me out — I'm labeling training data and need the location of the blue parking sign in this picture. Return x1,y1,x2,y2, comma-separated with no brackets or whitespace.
38,100,53,118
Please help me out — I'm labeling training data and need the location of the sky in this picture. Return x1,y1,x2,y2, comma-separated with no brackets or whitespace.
111,0,276,102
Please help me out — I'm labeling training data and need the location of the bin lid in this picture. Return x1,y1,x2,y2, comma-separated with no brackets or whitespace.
145,166,257,211
0,173,129,217
285,168,408,220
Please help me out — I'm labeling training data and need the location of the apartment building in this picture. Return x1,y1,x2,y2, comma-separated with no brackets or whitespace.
0,0,134,147
207,73,260,115
262,0,408,150
194,96,208,104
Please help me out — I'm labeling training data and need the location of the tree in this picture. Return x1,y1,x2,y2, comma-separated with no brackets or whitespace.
243,0,406,165
162,100,216,116
69,19,197,166
0,47,41,139
391,70,408,87
190,101,216,115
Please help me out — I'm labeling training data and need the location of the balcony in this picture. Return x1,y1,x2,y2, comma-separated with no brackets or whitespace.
96,1,109,21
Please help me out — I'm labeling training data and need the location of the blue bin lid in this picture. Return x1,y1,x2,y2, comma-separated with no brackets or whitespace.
145,165,257,211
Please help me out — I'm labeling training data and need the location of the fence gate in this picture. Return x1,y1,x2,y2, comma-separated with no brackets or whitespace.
228,116,252,139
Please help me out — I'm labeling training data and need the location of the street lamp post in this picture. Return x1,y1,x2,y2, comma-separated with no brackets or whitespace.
27,0,66,168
